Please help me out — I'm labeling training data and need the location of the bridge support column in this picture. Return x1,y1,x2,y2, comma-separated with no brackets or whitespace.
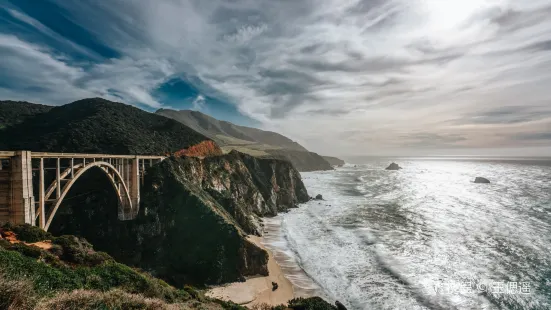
119,157,140,220
9,151,35,225
129,157,140,217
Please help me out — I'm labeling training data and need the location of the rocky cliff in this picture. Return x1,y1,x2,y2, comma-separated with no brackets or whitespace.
48,151,309,286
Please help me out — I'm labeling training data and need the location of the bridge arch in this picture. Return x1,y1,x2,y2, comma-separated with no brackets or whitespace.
41,161,133,231
1,151,164,229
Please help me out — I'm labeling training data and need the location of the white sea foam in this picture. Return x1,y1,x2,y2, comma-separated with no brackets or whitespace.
266,159,551,310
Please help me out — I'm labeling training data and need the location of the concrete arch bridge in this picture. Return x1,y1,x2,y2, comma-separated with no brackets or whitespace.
0,151,164,231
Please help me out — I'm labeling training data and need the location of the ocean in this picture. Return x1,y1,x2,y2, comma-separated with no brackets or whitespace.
263,157,551,310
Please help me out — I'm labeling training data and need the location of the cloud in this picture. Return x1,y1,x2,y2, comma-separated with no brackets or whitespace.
2,0,551,155
456,105,551,125
191,95,206,111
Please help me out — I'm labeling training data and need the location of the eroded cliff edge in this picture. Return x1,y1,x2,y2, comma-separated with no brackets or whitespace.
49,150,309,286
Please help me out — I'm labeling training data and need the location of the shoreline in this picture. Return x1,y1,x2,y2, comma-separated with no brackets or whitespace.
205,235,295,307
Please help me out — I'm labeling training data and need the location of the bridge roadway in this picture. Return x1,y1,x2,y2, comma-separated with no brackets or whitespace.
0,151,164,231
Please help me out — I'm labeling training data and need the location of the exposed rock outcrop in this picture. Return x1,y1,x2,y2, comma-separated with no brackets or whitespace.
474,177,490,184
174,140,223,157
386,162,402,170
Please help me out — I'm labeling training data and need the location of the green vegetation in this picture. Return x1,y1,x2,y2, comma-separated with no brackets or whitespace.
281,297,338,310
0,98,209,154
250,298,338,310
220,145,270,157
0,224,245,310
0,100,52,129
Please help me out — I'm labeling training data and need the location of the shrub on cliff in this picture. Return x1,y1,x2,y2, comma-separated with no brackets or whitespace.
1,223,52,243
273,297,338,310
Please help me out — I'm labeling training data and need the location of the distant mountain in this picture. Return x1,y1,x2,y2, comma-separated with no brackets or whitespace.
156,109,338,171
0,98,209,155
156,109,307,151
322,156,345,167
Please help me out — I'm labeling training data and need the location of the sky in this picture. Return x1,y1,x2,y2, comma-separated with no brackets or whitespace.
1,0,551,157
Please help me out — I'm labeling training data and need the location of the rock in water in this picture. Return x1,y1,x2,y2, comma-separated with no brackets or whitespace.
315,194,323,200
386,162,402,170
336,300,348,310
474,177,490,184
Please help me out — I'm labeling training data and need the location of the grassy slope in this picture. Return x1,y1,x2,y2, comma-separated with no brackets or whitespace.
0,224,244,310
0,224,337,310
155,109,307,152
155,109,336,171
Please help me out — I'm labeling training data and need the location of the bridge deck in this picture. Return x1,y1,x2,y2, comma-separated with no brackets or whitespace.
0,151,164,160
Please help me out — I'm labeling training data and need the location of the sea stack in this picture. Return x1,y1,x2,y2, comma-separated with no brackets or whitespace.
474,177,491,184
386,162,402,170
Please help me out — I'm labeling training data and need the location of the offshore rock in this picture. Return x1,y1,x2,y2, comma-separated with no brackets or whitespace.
474,177,491,184
386,162,402,170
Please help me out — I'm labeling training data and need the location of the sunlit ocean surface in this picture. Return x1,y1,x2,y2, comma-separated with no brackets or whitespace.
263,157,551,310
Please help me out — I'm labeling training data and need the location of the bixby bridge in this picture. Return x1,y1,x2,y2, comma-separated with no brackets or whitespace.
0,151,164,231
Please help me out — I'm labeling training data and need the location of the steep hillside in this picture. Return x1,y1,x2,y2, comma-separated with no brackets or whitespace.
0,224,245,310
265,149,333,172
156,109,307,151
156,109,338,171
0,100,52,129
0,98,210,155
322,156,346,167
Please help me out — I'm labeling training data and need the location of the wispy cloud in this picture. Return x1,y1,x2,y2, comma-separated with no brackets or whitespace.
1,0,551,155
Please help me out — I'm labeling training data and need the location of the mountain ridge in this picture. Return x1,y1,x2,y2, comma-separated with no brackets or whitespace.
0,98,209,155
156,108,308,151
156,108,340,172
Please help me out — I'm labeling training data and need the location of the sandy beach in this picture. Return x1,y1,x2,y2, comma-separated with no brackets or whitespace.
206,235,294,307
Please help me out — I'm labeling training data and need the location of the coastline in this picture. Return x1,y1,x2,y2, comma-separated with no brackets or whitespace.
206,235,295,307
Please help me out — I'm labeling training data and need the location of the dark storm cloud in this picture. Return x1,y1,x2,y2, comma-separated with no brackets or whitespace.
513,132,551,141
402,133,467,147
456,106,551,125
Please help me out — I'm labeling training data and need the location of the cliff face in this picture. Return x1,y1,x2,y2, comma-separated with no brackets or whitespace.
48,151,309,286
176,151,309,234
